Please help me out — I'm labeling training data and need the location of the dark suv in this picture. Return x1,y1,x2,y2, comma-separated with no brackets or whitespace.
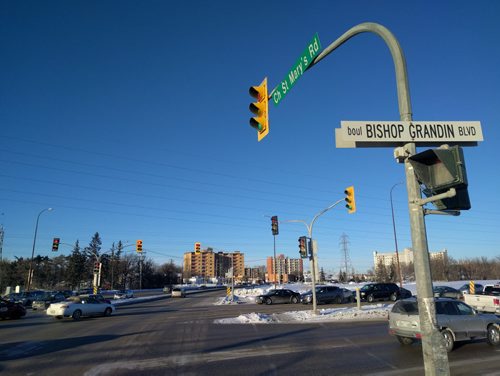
359,283,401,302
301,285,344,304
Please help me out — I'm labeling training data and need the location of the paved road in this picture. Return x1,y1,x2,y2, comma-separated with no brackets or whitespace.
1,290,499,375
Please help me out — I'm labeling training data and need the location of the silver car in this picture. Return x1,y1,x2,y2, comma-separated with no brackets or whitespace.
388,298,500,352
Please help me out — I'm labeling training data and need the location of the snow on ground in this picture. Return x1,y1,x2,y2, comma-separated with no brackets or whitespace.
213,280,500,325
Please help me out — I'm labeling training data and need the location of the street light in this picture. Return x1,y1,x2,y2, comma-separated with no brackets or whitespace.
390,183,404,289
282,198,344,314
26,207,53,291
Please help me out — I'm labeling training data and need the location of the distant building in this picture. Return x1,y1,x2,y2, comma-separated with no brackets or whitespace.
183,249,245,282
266,254,303,283
373,248,448,271
244,266,266,283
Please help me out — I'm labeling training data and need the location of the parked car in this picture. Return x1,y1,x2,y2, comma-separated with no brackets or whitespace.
399,287,413,299
4,291,46,308
433,286,462,300
359,283,401,302
389,297,500,352
32,292,67,310
113,290,134,299
0,298,26,319
47,296,115,320
255,289,301,305
340,288,356,303
171,288,186,298
301,285,344,304
458,283,484,295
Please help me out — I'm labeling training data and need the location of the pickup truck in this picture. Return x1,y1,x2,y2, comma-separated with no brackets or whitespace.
463,285,500,315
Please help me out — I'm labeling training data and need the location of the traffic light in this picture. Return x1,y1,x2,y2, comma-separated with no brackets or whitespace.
408,146,470,210
249,77,269,142
52,237,60,252
298,236,308,259
194,242,201,252
344,186,356,214
136,239,143,253
93,261,101,274
271,216,279,236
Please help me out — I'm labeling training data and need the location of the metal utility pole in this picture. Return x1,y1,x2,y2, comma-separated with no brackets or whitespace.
390,182,404,289
307,22,450,375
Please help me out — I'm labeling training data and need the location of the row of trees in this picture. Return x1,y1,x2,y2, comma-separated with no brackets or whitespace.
0,232,182,293
374,255,500,283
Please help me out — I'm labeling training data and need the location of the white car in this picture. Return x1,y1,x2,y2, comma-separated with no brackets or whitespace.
47,296,115,320
171,288,186,298
113,290,134,299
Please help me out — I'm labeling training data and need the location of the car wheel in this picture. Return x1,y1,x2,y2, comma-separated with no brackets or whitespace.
104,308,112,317
265,298,272,305
291,296,299,304
390,293,398,302
486,324,500,346
72,310,82,321
335,296,343,304
396,336,414,345
441,329,455,352
367,294,375,303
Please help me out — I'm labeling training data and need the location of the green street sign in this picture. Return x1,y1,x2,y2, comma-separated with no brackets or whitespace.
272,33,321,106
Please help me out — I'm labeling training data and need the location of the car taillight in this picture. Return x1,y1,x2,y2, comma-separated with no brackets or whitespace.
494,298,499,306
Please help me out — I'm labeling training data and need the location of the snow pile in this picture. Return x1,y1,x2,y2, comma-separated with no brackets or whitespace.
214,304,391,324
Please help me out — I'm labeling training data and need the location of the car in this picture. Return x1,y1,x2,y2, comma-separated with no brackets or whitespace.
113,290,134,299
255,289,301,305
32,292,67,310
171,288,186,298
0,298,27,319
359,283,401,302
399,287,413,299
301,285,345,304
433,286,462,300
458,283,484,295
47,296,115,320
340,288,356,303
82,294,112,304
389,297,500,352
4,291,46,308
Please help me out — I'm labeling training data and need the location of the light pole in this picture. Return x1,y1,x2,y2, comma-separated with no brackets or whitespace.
283,198,344,314
26,207,53,291
390,183,404,289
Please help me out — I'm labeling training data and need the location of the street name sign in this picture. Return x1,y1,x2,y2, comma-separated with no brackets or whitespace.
272,33,321,106
335,121,483,148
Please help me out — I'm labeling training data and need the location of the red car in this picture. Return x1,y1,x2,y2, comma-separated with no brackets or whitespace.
0,298,27,319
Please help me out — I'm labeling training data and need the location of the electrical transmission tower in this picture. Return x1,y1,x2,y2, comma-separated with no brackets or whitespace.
339,233,353,281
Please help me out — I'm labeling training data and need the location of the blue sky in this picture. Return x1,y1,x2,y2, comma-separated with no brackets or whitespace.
1,0,499,274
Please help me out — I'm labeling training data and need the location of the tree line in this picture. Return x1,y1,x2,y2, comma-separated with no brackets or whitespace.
374,255,500,283
0,232,182,293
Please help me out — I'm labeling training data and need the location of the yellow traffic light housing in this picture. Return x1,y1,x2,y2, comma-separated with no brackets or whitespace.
344,186,356,214
194,242,201,252
249,77,269,142
136,239,143,253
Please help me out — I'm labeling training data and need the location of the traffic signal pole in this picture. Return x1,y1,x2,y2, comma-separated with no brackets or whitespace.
307,23,449,375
